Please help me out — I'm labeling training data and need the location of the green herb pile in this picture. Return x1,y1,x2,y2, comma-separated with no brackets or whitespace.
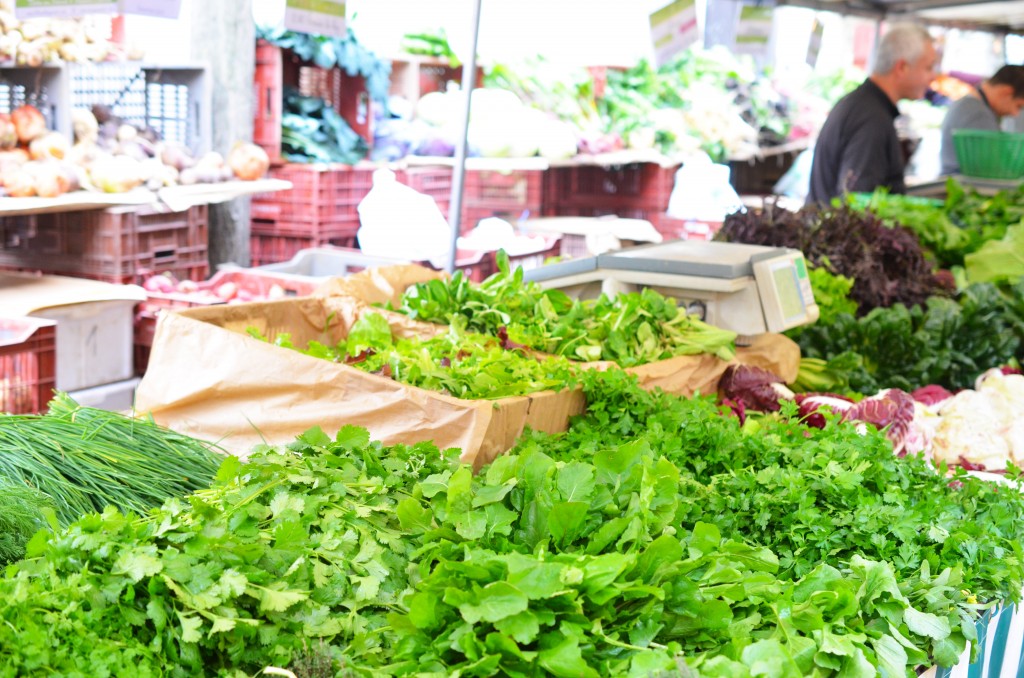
792,281,1024,392
2,371,1020,675
0,477,52,566
0,393,224,527
394,254,737,366
251,312,579,400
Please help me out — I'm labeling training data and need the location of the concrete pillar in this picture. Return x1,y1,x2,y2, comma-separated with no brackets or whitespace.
190,0,256,268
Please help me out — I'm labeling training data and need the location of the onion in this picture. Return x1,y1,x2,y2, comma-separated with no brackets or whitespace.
142,274,176,294
227,142,270,181
29,131,69,161
11,105,47,144
215,281,238,301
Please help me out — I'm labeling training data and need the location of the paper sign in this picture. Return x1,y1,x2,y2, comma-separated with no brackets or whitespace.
15,0,117,18
806,18,824,67
284,0,346,38
733,4,773,58
650,0,699,68
119,0,181,18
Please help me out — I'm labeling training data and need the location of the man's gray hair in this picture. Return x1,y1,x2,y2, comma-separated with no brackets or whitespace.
872,23,933,75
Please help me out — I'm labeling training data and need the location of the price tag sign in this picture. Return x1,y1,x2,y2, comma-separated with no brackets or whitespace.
284,0,346,38
119,0,182,19
650,0,699,68
15,0,117,18
806,18,824,67
734,4,773,59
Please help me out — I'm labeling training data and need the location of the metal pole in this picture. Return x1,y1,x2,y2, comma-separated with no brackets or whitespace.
447,0,483,273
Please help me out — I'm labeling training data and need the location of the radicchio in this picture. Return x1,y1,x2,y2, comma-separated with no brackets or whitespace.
718,365,794,414
842,388,917,455
911,384,954,407
795,393,855,429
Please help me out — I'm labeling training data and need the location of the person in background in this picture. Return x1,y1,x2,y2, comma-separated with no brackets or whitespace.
939,65,1024,175
808,23,938,203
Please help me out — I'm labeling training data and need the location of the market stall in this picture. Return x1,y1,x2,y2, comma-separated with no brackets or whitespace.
2,1,1024,676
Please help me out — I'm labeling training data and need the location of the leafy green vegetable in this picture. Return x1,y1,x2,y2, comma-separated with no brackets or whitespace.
251,313,579,400
0,428,457,675
793,281,1024,392
393,253,737,366
281,90,368,165
256,26,391,105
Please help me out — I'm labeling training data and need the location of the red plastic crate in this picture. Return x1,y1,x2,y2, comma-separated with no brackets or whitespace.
0,205,208,284
545,163,676,214
253,40,373,163
133,269,319,375
253,41,284,162
251,163,374,237
250,233,359,267
0,316,56,414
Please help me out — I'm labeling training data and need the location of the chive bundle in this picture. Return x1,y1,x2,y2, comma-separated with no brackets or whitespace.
0,394,225,526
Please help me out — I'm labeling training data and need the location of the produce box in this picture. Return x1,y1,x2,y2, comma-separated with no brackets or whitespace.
134,295,585,468
319,264,801,393
0,273,145,392
133,269,322,376
0,316,56,414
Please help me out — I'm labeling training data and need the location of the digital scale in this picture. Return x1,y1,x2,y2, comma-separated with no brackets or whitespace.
522,240,819,341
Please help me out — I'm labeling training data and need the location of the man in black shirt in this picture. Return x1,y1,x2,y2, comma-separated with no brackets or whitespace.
808,24,938,203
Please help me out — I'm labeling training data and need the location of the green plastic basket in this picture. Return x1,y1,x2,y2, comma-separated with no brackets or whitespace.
952,129,1024,180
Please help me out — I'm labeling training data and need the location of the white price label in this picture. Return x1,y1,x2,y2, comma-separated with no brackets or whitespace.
734,4,772,58
284,0,346,38
806,18,824,67
15,0,117,18
650,0,699,68
119,0,181,19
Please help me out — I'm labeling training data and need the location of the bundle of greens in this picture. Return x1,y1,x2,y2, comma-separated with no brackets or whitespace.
718,202,947,313
281,89,368,164
792,281,1024,392
0,394,224,526
394,254,737,366
250,312,578,400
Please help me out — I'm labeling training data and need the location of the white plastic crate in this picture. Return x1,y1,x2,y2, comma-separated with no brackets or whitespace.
250,247,410,280
67,62,210,153
31,298,138,392
0,65,72,139
67,376,140,412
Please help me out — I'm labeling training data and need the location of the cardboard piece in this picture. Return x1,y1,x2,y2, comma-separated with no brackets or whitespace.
134,295,584,469
327,264,803,394
0,273,146,314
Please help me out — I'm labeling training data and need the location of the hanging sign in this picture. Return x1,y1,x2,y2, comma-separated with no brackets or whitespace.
119,0,181,19
284,0,346,38
650,0,699,68
806,18,824,67
15,0,117,18
733,4,773,59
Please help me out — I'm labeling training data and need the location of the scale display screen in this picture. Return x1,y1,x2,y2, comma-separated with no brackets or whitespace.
752,252,818,332
772,263,806,322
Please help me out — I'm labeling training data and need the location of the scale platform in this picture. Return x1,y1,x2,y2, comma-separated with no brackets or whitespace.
524,240,818,337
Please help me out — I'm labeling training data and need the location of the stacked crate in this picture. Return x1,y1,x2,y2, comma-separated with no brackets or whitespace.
0,205,209,285
250,164,375,266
